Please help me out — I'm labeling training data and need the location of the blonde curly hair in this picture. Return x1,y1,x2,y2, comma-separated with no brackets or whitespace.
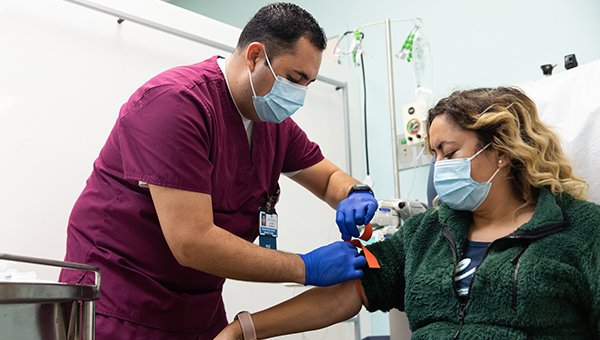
426,86,588,205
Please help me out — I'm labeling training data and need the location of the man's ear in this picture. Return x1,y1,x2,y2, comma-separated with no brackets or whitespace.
245,42,264,72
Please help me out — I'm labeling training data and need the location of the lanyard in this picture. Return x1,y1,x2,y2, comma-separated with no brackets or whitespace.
258,188,281,250
265,187,280,209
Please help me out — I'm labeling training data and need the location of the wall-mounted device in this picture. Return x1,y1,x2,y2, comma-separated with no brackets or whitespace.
540,64,557,76
565,54,578,70
402,101,426,145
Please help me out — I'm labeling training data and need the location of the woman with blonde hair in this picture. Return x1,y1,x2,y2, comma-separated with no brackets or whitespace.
215,86,599,339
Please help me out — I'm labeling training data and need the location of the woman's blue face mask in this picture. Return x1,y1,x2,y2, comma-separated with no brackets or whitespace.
433,143,501,211
248,49,307,123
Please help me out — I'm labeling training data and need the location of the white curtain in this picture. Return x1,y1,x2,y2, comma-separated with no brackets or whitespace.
519,59,600,204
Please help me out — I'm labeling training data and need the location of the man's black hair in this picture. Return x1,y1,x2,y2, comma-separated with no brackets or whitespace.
236,3,327,60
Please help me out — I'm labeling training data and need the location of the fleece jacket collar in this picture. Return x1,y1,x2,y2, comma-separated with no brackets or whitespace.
438,188,569,253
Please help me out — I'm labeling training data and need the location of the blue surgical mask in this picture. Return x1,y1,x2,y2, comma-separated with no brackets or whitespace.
248,49,308,123
433,143,501,211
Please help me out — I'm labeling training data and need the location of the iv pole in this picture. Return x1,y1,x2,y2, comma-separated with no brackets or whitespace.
352,18,424,199
384,18,400,199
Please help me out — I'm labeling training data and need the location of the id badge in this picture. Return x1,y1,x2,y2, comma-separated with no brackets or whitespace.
259,206,278,249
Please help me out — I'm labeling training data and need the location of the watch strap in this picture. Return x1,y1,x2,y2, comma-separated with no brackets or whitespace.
347,184,373,197
235,311,257,340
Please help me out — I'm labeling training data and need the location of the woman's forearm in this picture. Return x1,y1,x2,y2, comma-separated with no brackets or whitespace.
218,280,366,339
256,280,363,338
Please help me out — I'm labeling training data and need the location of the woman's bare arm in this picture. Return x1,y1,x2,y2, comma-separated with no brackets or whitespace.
214,279,368,339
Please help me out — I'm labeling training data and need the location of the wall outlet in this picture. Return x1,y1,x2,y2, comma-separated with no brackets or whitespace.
397,134,432,169
398,141,413,165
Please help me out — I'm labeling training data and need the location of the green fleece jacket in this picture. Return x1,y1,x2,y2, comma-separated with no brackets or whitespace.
362,189,600,339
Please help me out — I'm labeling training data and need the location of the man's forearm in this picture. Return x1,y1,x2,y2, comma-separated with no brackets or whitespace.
289,159,360,209
177,223,306,283
322,170,360,209
150,183,363,286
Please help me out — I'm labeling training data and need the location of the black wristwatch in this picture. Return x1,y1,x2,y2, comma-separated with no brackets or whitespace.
347,183,373,197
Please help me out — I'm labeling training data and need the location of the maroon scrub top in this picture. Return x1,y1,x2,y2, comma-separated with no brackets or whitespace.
59,56,324,335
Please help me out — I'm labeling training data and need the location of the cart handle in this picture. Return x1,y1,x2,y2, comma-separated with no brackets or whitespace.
0,253,101,293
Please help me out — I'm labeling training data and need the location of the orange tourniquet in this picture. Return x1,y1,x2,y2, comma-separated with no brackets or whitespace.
346,223,379,303
345,223,380,269
355,279,364,302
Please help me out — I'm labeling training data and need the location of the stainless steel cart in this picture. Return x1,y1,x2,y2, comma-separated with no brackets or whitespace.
0,253,101,340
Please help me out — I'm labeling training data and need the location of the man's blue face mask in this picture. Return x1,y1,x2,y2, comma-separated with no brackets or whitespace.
433,143,501,211
248,49,308,123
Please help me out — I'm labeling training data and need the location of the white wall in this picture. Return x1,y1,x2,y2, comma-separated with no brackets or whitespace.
0,0,234,276
0,1,366,338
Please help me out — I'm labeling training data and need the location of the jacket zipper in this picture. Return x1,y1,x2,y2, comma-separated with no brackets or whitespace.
506,218,567,311
510,244,529,311
443,226,468,339
444,228,518,339
445,226,500,339
454,302,466,339
442,205,567,339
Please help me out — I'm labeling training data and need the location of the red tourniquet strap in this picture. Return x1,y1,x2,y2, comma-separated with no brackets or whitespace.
354,279,364,302
345,223,380,268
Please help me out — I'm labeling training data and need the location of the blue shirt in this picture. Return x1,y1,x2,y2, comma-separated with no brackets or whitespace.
455,240,490,297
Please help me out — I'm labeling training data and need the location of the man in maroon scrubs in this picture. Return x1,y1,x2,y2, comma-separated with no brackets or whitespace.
60,3,377,339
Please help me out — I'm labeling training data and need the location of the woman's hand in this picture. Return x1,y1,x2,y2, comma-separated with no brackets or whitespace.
213,320,243,340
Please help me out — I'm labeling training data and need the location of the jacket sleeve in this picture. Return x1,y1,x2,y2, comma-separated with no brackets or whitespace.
572,199,600,335
591,225,600,335
361,213,426,312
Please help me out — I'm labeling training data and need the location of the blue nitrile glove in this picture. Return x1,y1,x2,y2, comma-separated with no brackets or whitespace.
336,192,378,240
299,241,367,287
